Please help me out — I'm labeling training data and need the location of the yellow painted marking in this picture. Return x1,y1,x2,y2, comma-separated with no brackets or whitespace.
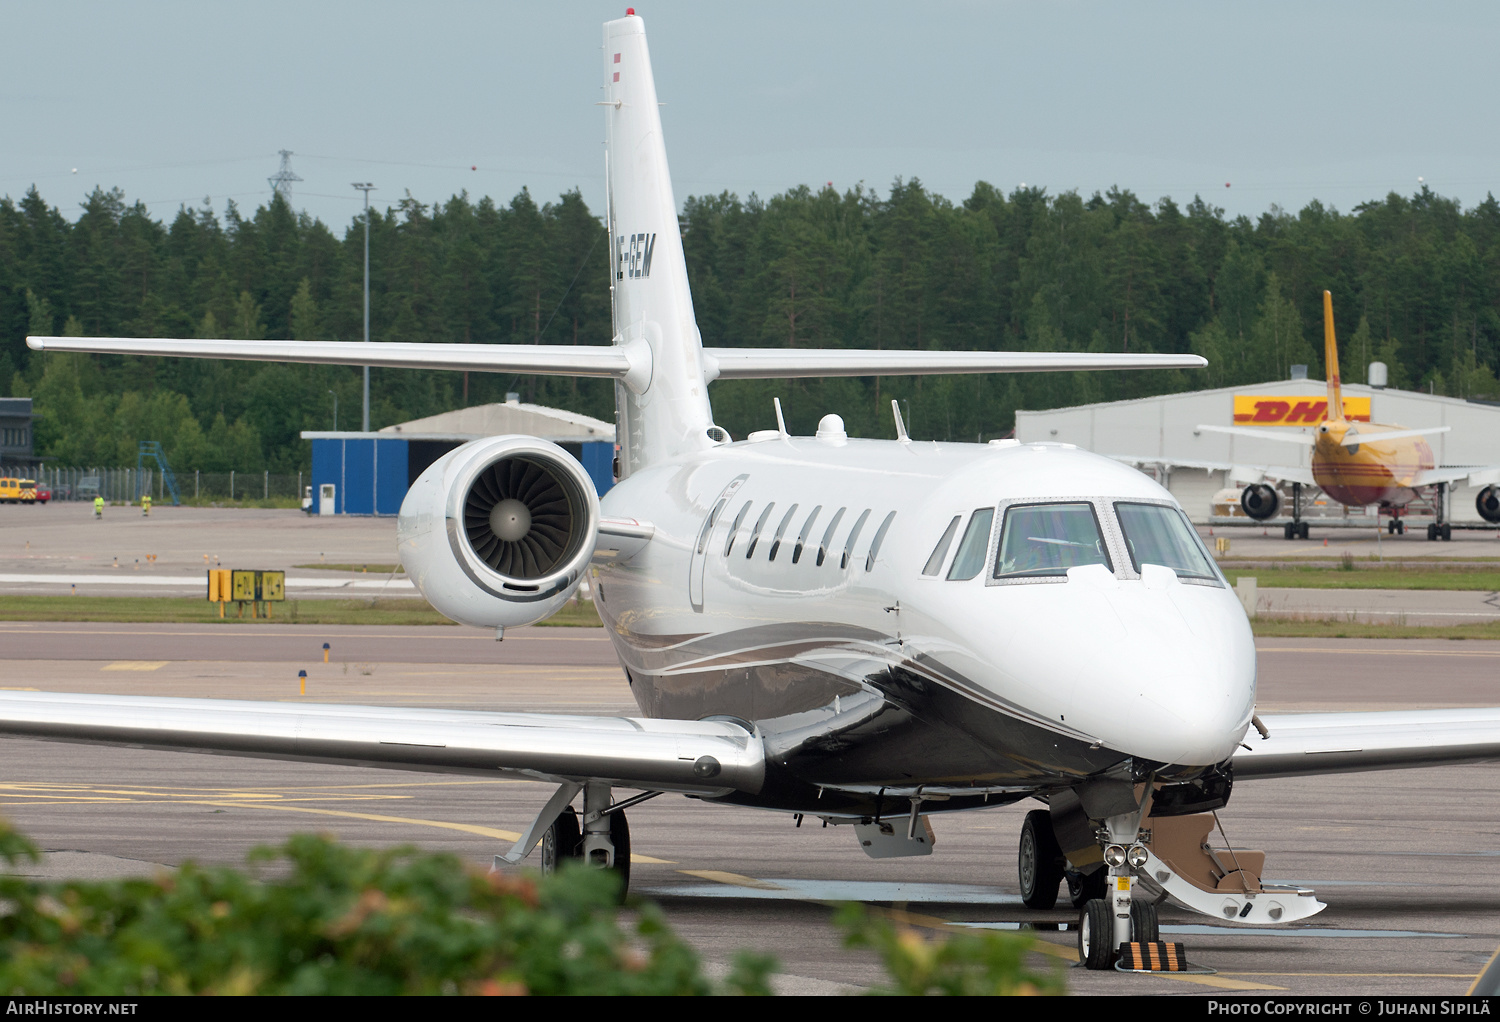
1156,974,1285,991
102,661,168,671
676,869,785,890
0,687,38,691
0,780,671,864
1221,972,1479,979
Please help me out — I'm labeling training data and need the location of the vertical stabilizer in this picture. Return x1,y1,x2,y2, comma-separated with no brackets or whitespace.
1323,290,1344,422
604,13,715,476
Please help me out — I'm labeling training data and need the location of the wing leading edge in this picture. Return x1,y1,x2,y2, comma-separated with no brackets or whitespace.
1233,708,1500,779
0,691,763,796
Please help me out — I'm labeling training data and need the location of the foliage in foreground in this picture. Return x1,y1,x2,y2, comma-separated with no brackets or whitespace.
0,828,727,995
838,904,1065,996
0,821,1063,996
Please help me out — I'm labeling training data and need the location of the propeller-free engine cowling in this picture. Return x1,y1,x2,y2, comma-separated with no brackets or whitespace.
1240,483,1280,521
397,436,601,629
1478,485,1500,525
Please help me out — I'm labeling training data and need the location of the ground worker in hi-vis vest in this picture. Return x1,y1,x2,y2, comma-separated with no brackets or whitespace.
93,496,103,518
141,493,151,517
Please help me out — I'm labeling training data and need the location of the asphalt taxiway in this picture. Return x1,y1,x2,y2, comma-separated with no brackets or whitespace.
0,624,1498,995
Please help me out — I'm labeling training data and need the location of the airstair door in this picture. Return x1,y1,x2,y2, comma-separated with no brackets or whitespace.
689,475,746,612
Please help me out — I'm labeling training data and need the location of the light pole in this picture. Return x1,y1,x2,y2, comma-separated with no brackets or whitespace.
352,182,376,432
328,390,337,431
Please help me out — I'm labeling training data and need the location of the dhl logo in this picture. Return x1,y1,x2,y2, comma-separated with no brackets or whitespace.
1232,395,1371,426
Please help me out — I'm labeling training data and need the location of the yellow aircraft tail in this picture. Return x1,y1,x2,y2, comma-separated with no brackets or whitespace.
1323,290,1343,422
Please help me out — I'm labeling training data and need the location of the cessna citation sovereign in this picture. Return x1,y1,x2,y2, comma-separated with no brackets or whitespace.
15,12,1500,972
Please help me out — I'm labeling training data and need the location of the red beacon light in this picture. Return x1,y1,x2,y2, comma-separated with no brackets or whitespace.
627,7,635,14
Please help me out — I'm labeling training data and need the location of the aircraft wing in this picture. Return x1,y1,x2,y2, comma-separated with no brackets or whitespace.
1233,708,1500,779
1411,466,1500,489
0,691,763,796
27,335,1204,379
1108,455,1317,488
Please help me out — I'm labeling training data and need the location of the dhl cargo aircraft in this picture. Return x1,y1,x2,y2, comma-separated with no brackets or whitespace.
1133,293,1500,540
9,12,1500,971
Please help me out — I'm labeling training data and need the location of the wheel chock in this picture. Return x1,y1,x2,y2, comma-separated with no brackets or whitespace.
1114,941,1215,974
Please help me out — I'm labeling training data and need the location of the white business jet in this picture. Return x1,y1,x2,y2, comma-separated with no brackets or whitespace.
15,13,1500,971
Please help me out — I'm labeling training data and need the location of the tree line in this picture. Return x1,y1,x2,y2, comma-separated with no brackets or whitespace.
2,178,1498,471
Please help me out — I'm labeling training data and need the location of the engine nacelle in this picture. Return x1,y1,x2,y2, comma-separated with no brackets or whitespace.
397,436,600,629
1240,483,1280,521
1478,485,1500,524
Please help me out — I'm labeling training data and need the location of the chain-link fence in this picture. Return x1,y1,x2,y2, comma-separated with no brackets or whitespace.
20,466,309,505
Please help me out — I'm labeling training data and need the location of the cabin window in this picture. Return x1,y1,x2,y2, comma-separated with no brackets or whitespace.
841,509,872,569
922,516,961,576
792,505,822,564
768,504,799,561
994,502,1112,578
724,501,753,556
946,508,995,580
866,511,896,571
1114,502,1218,581
696,499,727,555
746,502,776,558
816,508,847,566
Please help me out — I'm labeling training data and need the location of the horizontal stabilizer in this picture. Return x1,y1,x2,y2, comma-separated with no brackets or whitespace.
0,691,764,795
28,335,1204,381
1195,424,1316,446
1339,426,1450,447
703,348,1206,378
1234,707,1500,779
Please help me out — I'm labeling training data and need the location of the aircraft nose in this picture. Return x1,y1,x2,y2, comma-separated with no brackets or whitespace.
980,567,1255,767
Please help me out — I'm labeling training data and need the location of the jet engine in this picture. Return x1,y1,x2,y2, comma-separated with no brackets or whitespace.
397,436,600,629
1239,483,1280,520
1479,485,1500,524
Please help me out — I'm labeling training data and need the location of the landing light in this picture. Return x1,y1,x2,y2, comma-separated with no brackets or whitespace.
1128,844,1149,868
1104,844,1127,867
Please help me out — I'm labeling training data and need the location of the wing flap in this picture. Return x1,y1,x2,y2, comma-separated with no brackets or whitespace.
0,692,763,795
1233,708,1500,779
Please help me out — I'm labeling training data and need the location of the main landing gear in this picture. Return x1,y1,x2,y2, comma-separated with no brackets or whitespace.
1427,483,1452,542
1282,482,1310,540
500,781,645,902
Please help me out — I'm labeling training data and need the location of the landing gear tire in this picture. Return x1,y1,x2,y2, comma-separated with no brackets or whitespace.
1078,898,1115,970
1299,521,1310,539
607,810,632,898
1428,523,1438,541
1130,899,1159,943
1018,810,1066,910
1442,523,1452,541
1283,522,1296,540
1066,867,1107,909
541,806,583,875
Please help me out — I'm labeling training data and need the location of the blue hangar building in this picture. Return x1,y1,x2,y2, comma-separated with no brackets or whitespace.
302,397,615,516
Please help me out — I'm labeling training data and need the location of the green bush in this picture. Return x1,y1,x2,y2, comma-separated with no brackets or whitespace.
0,826,748,995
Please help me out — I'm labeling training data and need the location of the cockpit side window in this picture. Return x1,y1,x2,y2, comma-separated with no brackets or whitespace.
1114,502,1219,581
946,508,995,580
994,502,1112,578
922,516,961,576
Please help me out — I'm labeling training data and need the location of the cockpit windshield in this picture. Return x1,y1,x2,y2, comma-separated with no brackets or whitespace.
994,502,1112,578
1114,502,1218,581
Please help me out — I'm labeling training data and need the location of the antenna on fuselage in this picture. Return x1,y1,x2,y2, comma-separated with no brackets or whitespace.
773,397,789,437
891,399,910,442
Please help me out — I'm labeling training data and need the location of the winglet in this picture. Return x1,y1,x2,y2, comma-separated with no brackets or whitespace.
1323,290,1344,422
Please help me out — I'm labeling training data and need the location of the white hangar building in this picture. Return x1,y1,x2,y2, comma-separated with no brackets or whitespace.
1015,375,1500,525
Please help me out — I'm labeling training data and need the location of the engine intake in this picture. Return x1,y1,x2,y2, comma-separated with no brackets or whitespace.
398,436,600,628
1240,483,1280,521
1478,485,1500,524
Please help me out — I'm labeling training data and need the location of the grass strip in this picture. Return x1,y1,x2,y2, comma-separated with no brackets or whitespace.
0,596,603,628
1224,569,1500,591
292,563,404,573
1251,618,1500,639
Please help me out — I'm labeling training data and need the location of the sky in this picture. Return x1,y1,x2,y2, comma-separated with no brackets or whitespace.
4,1,1500,233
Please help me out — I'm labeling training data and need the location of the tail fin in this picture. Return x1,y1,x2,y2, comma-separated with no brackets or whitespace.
1323,290,1344,422
604,13,715,476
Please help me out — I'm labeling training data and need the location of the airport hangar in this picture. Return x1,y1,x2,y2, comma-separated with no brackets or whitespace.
301,395,615,516
1015,372,1500,526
